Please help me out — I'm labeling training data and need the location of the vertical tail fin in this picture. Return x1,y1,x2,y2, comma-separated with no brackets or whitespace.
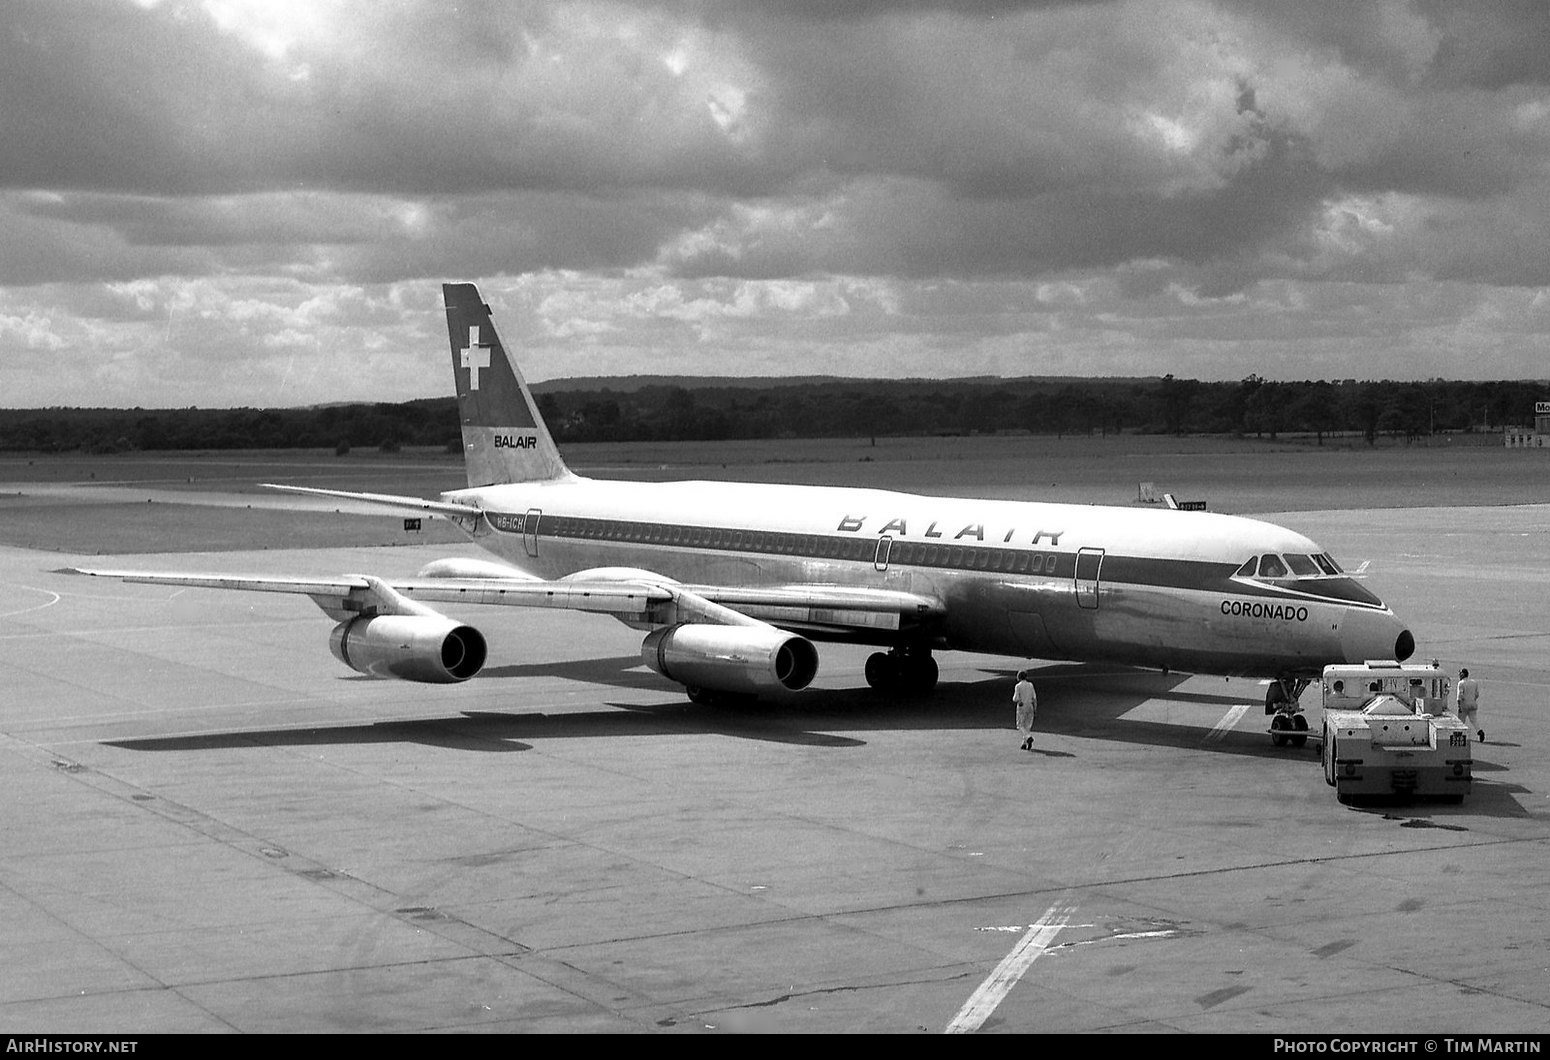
443,282,572,487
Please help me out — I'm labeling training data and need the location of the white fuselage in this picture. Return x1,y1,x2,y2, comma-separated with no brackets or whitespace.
444,476,1411,679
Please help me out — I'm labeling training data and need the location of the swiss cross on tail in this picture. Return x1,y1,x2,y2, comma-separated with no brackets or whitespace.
443,281,572,487
460,326,491,390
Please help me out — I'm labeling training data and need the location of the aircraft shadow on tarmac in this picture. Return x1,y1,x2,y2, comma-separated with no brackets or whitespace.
103,660,1384,762
101,700,885,752
476,655,670,690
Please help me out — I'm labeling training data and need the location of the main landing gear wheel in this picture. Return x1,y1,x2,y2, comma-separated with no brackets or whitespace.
1269,712,1310,748
863,653,891,690
864,649,938,694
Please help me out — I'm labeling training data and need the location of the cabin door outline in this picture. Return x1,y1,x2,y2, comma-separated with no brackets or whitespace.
1074,547,1104,610
522,508,542,558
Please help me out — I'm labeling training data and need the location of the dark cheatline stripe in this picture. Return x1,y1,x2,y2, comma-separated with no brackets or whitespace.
486,512,1388,608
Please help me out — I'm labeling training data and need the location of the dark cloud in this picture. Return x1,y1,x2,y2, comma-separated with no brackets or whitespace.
0,1,774,198
2,0,1548,405
6,0,1548,285
1228,0,1550,89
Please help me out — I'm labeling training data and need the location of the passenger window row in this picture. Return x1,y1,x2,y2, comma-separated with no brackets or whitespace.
500,513,1067,576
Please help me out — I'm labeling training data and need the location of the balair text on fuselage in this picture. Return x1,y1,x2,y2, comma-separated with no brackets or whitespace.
836,514,1063,546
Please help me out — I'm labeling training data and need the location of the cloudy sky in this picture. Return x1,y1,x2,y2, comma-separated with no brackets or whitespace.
3,0,1548,407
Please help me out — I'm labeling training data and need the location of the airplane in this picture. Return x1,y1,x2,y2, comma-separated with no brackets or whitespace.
66,282,1415,715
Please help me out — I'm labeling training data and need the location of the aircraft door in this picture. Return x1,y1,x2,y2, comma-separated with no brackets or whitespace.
522,508,542,558
874,535,892,572
1074,547,1104,609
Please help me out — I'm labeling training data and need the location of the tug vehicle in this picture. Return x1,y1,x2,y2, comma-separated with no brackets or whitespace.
1319,661,1472,803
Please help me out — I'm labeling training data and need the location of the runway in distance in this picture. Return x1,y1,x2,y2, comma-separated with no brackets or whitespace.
68,283,1415,708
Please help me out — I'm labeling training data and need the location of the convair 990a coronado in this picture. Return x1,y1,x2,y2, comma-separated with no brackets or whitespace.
69,283,1414,711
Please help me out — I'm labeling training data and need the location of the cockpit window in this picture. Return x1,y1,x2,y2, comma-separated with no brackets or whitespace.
1258,553,1289,579
1236,552,1351,581
1284,554,1320,577
1236,550,1354,585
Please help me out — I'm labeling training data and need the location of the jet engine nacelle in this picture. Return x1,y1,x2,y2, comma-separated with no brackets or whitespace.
329,615,488,683
641,624,819,695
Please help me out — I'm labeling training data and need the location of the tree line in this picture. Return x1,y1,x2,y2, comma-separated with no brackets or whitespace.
2,376,1544,454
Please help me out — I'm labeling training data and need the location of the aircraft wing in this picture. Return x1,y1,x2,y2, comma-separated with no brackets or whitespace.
62,567,671,621
60,567,943,636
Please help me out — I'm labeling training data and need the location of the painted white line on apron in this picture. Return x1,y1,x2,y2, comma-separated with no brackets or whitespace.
1204,703,1251,743
945,898,1076,1034
0,585,61,620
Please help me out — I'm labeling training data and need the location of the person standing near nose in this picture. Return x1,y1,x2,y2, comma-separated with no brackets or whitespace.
1457,668,1482,742
1013,670,1038,751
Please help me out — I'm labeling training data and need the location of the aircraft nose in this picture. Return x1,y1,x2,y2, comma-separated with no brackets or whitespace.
1340,606,1414,663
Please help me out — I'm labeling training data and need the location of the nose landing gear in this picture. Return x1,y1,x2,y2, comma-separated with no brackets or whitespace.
1266,677,1312,748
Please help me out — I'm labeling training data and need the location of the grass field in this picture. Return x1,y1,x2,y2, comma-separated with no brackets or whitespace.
1,433,1545,555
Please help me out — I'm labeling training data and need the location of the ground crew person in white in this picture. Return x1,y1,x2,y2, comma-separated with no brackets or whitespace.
1013,670,1038,751
1457,668,1482,742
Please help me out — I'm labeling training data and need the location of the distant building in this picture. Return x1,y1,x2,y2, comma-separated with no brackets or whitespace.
1503,401,1550,448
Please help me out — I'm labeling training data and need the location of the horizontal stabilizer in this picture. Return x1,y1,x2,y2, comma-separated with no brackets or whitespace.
262,483,482,519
